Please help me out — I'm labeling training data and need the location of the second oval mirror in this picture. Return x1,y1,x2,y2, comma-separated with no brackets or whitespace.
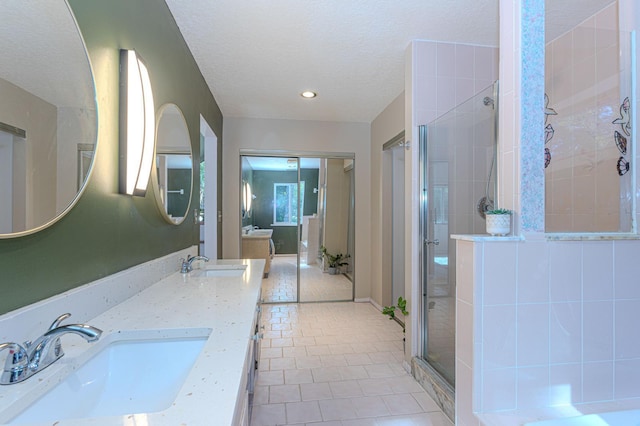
153,104,193,224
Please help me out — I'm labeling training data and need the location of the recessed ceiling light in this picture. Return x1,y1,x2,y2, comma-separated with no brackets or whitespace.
300,91,317,99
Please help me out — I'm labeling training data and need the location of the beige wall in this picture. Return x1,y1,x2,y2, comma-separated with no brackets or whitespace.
222,117,371,299
370,92,405,307
0,77,57,232
324,158,350,255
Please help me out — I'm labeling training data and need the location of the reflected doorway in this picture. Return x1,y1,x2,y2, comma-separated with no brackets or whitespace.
200,115,218,259
382,132,405,310
240,152,355,303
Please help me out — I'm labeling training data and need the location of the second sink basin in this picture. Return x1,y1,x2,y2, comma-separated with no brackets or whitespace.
9,328,210,424
243,229,273,239
191,264,248,278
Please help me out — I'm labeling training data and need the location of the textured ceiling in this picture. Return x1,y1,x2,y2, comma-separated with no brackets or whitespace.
165,0,616,124
2,1,616,123
165,0,500,123
1,1,93,109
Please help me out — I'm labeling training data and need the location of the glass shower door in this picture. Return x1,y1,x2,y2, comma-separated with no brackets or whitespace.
420,82,497,387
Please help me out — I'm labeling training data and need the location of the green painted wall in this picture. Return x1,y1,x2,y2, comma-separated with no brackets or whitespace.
0,0,223,315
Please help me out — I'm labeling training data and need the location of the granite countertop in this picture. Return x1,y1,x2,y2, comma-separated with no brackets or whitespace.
0,258,265,425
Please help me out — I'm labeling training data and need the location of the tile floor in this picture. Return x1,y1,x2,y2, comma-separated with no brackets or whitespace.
262,256,353,303
250,302,453,426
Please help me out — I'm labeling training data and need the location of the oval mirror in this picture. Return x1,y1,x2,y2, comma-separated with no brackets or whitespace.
0,1,98,238
153,104,193,225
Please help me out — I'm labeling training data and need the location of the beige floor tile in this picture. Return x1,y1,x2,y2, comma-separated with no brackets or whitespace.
295,355,322,369
269,357,297,371
252,385,269,405
283,346,308,357
269,384,301,404
256,370,285,386
285,400,323,423
357,378,394,396
318,398,358,421
364,363,396,378
381,394,423,416
284,368,313,384
307,345,332,356
411,391,444,412
342,419,377,426
320,354,348,367
311,366,342,383
300,382,333,401
260,347,283,359
249,301,451,426
250,403,286,426
338,365,369,380
345,353,374,366
351,395,391,418
329,380,363,398
270,337,294,348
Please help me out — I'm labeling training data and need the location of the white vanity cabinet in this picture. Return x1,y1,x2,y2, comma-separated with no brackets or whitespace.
242,230,273,277
233,292,262,426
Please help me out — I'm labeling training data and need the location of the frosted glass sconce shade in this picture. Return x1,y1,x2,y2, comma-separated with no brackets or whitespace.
119,49,155,196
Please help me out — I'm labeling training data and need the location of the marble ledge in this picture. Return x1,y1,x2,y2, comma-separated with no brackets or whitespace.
453,233,640,242
545,232,640,241
451,234,524,242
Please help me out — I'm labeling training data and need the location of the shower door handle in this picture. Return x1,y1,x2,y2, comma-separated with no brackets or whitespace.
424,239,439,246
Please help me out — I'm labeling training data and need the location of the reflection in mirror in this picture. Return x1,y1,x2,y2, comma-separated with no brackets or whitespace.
153,104,193,225
0,0,97,237
242,181,253,218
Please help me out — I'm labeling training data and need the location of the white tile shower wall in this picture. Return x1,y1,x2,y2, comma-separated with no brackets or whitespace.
413,40,498,128
412,40,499,325
456,238,640,422
0,247,196,344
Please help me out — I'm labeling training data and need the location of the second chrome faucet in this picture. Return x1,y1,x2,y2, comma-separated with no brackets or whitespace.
180,254,210,273
0,313,102,385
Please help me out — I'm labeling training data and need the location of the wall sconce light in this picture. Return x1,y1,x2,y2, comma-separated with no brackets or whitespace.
119,49,155,196
243,181,253,213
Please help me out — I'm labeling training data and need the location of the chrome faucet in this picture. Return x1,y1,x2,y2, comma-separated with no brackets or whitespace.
180,254,210,273
0,313,102,385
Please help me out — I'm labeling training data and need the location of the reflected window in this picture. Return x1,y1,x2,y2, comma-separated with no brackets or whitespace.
273,182,304,225
433,185,448,224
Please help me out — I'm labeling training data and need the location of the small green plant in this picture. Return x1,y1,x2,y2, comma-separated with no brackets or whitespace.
486,208,512,215
382,296,409,333
320,246,350,269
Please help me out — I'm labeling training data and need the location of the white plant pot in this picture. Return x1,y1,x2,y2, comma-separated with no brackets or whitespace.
486,214,511,236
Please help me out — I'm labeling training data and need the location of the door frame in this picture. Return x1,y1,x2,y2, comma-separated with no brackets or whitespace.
239,149,355,303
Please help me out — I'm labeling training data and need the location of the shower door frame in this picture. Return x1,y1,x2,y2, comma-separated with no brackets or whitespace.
418,81,499,389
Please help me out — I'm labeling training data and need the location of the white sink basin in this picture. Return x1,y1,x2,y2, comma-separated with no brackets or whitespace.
9,328,210,424
192,264,248,277
249,229,272,236
243,229,273,238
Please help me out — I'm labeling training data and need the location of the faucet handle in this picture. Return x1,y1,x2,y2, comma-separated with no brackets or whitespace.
0,342,29,384
48,313,72,331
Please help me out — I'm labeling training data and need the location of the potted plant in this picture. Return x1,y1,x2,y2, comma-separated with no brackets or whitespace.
320,246,350,275
382,297,409,351
485,208,512,236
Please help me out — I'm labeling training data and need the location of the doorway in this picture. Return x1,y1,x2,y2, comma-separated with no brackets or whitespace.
382,132,406,309
240,152,355,303
200,115,218,258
